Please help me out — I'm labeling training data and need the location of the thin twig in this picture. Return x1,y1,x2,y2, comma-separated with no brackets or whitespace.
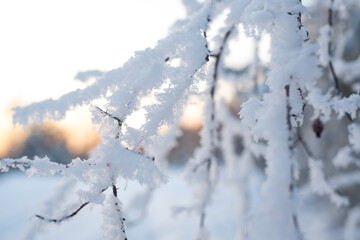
106,162,128,240
287,10,310,42
195,26,234,232
95,106,123,128
211,27,234,101
326,3,353,122
297,87,306,116
35,188,108,223
35,202,89,223
329,60,340,92
285,84,302,239
327,0,341,93
297,129,315,158
208,27,233,150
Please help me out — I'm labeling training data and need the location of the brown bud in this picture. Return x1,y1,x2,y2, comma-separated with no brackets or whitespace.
205,54,210,62
312,118,324,138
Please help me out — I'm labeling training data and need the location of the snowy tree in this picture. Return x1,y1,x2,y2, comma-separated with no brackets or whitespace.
2,0,360,239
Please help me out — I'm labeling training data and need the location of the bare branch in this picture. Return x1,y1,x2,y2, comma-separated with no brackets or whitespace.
95,106,123,128
35,202,90,223
35,188,108,224
327,0,341,93
296,129,315,159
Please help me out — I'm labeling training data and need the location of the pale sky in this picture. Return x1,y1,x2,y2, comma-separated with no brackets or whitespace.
0,0,186,156
0,1,185,132
0,0,186,109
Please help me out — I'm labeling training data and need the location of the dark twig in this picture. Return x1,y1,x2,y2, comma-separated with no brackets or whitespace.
287,10,310,42
35,188,108,223
326,2,353,122
35,202,89,223
125,146,155,162
211,27,234,101
194,26,234,232
192,158,211,173
297,87,306,116
95,106,124,138
285,84,302,239
95,106,123,128
194,28,234,174
296,129,315,158
208,27,234,150
329,58,340,92
327,0,341,94
112,182,127,240
103,162,128,240
285,85,292,134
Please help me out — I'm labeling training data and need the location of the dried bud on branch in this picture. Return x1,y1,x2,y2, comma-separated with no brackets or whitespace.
312,118,324,138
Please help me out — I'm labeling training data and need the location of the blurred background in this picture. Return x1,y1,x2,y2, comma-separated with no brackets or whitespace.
2,0,360,239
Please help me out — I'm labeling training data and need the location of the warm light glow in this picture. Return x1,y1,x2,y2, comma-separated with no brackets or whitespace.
0,109,100,159
0,0,185,158
180,96,204,130
0,124,27,158
57,107,101,156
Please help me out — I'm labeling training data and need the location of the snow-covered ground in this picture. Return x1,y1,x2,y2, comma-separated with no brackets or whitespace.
0,167,353,240
0,168,240,240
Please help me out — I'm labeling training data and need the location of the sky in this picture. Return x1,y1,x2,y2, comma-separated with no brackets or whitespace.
0,0,186,106
0,0,186,156
0,0,314,158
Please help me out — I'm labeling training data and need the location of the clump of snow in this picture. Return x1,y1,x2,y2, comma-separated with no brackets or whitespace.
308,157,349,207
